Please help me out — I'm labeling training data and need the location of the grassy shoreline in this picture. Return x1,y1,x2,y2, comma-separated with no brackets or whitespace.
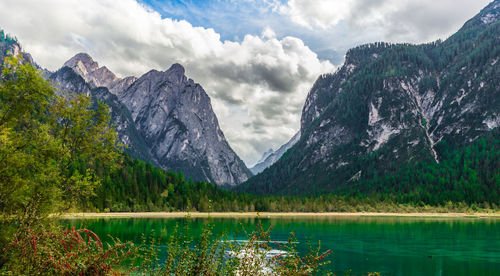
59,211,500,219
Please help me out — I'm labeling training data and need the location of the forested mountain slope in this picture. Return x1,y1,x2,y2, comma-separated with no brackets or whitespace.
242,0,500,198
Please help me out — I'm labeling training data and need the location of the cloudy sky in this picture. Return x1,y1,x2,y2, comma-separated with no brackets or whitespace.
0,0,491,166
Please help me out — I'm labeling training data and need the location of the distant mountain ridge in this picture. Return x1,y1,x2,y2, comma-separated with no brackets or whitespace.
241,0,500,194
250,131,300,175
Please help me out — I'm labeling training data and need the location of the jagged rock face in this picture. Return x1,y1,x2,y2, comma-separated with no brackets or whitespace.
0,36,20,62
119,64,252,186
242,0,500,194
0,34,37,68
62,52,138,96
33,51,251,186
51,53,251,186
108,76,137,96
48,66,155,164
49,66,91,97
250,131,300,175
63,53,118,88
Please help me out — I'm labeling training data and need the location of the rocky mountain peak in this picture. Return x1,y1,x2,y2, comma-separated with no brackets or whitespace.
167,63,185,74
250,131,300,175
44,50,251,187
116,63,252,186
164,63,186,84
259,149,274,162
63,52,98,74
63,53,119,89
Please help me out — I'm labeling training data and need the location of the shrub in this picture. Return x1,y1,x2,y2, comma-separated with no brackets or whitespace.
135,219,333,275
1,225,134,275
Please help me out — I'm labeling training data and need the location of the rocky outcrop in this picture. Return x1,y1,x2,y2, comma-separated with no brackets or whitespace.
118,63,252,186
63,53,118,88
49,66,155,164
0,31,38,68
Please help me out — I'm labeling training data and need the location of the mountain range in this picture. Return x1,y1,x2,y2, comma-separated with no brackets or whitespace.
1,0,499,196
0,35,252,187
57,54,253,186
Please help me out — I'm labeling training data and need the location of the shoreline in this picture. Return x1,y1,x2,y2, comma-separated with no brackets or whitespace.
59,211,500,219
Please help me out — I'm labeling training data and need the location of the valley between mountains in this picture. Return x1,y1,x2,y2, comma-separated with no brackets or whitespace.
1,0,499,203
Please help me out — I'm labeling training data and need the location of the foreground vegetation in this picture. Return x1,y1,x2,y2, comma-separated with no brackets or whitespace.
0,56,124,272
1,218,339,275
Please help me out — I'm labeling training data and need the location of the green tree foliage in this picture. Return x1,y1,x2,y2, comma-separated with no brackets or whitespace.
0,56,120,242
344,131,500,205
82,132,499,214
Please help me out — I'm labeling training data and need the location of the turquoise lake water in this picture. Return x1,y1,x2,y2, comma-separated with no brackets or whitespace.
62,216,500,275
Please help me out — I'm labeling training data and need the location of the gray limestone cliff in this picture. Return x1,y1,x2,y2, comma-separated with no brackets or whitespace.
118,64,252,186
56,54,252,186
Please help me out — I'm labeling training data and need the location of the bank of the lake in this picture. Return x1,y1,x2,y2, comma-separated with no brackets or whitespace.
60,211,500,219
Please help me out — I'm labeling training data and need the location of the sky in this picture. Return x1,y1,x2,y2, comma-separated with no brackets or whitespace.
0,0,492,166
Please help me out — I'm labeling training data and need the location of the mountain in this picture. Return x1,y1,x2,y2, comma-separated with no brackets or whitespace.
55,53,251,186
258,149,275,164
0,35,153,163
241,0,500,195
49,65,155,164
250,131,300,175
62,53,137,95
0,30,37,67
116,63,252,186
0,33,251,186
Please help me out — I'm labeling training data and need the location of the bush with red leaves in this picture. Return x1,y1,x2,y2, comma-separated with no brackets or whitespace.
2,226,134,275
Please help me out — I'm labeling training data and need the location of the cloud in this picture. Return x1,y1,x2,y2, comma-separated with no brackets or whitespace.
278,0,491,43
0,0,333,165
279,0,354,29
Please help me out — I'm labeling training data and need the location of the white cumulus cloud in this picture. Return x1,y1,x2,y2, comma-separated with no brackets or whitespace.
0,0,333,166
278,0,491,43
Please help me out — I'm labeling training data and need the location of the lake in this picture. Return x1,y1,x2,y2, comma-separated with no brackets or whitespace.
62,216,500,275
